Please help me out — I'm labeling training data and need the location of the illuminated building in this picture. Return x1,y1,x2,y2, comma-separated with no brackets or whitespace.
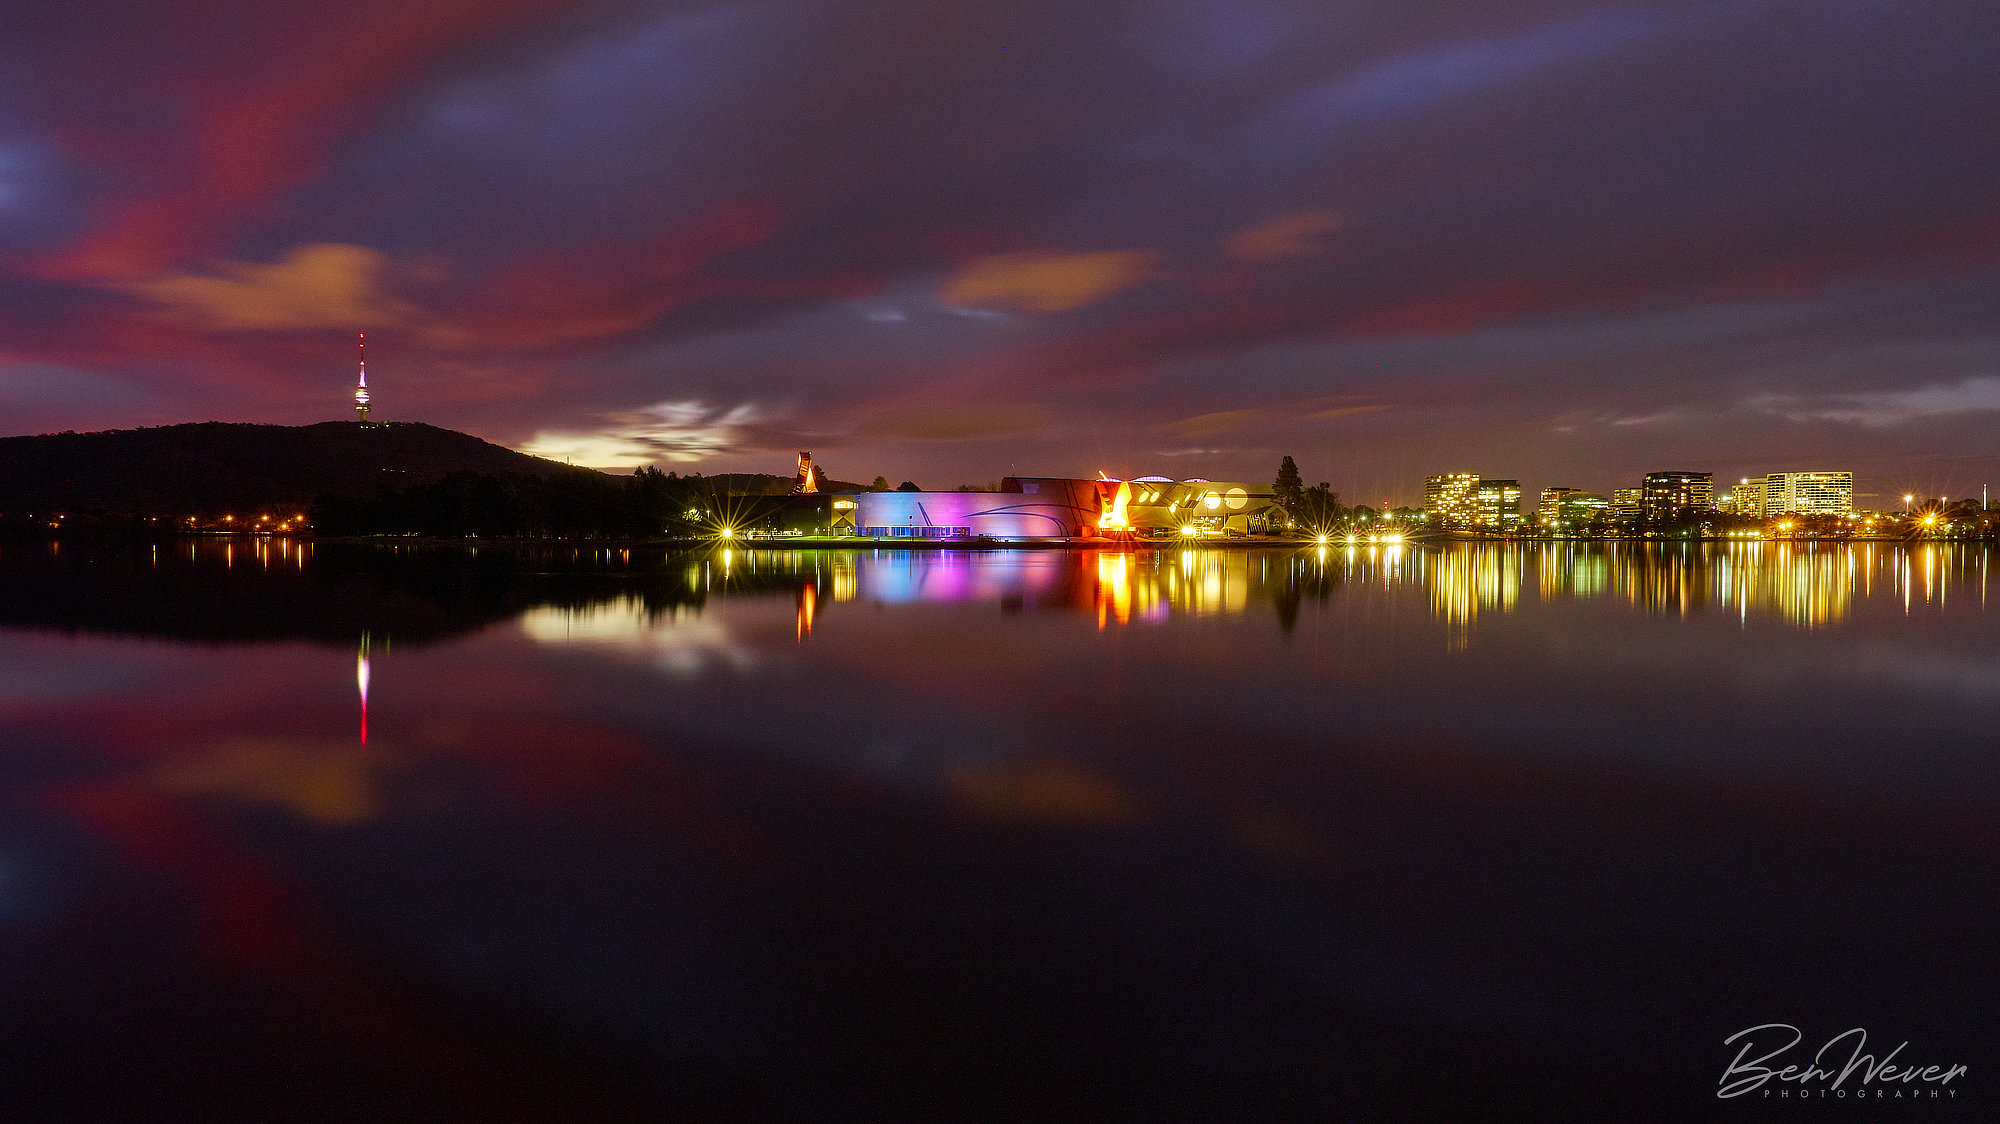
1472,479,1523,531
1609,488,1643,523
1539,487,1584,524
353,332,371,423
1763,471,1853,516
1641,471,1713,522
1716,477,1766,516
1121,478,1285,536
1424,473,1481,527
1538,487,1608,532
852,477,1281,540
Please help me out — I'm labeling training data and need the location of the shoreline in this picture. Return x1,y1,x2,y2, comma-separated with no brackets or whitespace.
12,530,1957,549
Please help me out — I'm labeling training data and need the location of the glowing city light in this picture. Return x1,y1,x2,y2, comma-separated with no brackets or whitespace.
1098,480,1131,531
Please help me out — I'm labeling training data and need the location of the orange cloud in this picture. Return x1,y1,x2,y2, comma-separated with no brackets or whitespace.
942,249,1153,312
122,243,410,331
1224,210,1345,261
1304,403,1390,420
1161,407,1266,438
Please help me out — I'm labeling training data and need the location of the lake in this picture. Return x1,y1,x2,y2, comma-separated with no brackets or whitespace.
1,538,1992,1119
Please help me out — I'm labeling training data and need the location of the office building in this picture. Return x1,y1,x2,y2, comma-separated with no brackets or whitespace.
1609,488,1643,523
1424,473,1481,527
1641,471,1714,522
1763,471,1854,516
1539,487,1609,531
1716,477,1766,517
1471,479,1523,531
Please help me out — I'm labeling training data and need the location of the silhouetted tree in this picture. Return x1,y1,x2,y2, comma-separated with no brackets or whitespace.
1273,456,1304,516
870,476,890,491
896,481,921,492
1296,483,1343,531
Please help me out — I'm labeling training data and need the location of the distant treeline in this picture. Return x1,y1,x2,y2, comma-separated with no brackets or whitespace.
310,467,729,539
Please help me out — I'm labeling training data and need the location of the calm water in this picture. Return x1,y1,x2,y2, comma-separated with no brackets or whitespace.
0,539,1993,1120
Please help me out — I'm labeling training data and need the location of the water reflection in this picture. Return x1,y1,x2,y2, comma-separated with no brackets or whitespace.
357,632,370,746
791,542,1990,637
519,596,756,676
916,543,1972,630
4,537,1997,1118
3,540,1991,650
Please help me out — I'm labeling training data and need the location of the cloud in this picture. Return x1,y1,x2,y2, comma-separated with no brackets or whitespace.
0,145,45,211
1263,8,1660,136
0,359,157,414
121,243,410,331
430,201,800,349
32,0,576,280
1224,210,1344,261
518,399,775,467
1747,377,2000,427
858,402,1051,442
1303,402,1390,420
1161,407,1266,438
4,0,2000,498
941,250,1154,312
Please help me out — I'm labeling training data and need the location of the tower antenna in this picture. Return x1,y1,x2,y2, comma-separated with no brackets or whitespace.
354,332,371,424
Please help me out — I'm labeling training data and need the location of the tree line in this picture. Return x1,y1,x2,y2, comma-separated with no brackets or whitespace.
309,467,725,538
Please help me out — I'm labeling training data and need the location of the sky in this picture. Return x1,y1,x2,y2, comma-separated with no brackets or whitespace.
1,0,1997,505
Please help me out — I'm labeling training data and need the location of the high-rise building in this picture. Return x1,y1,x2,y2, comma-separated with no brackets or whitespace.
1641,471,1713,522
1473,479,1523,531
1610,488,1643,523
1763,471,1853,516
1424,473,1481,527
1539,487,1609,531
1716,477,1766,517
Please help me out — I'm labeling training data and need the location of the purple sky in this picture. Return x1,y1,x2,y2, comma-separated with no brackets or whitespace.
1,0,1997,504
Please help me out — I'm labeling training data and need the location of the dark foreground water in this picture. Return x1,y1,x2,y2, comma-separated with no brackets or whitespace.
0,538,1992,1120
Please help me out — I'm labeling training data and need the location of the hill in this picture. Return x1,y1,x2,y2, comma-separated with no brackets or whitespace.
0,421,594,516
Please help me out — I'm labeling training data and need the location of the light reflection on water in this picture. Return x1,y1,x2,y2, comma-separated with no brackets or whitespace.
1,537,1996,1119
520,541,1987,643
